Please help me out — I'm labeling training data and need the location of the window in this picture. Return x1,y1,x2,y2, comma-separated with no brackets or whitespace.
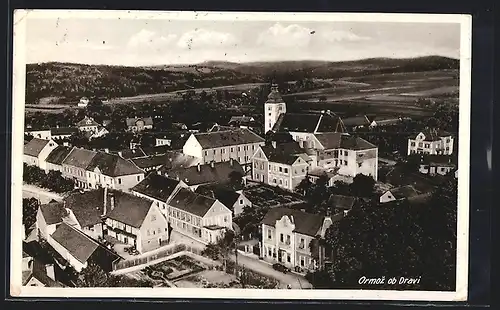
268,248,272,256
411,142,415,146
147,230,151,236
273,178,277,183
230,147,234,152
268,107,272,111
300,257,305,267
302,168,305,173
345,151,349,156
255,173,259,179
252,145,255,150
213,150,216,155
299,238,305,249
358,162,362,168
222,149,226,154
205,151,208,156
153,230,156,235
137,175,141,181
224,216,228,223
287,255,291,263
268,113,272,116
286,235,291,245
239,199,244,205
425,143,430,148
118,178,122,185
418,142,423,147
344,160,348,165
284,168,289,173
339,150,343,155
238,147,241,152
268,229,272,239
280,233,284,242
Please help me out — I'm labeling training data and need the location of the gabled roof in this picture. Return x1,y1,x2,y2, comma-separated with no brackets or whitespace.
272,112,344,133
160,160,244,186
76,116,99,127
46,146,73,165
62,147,97,169
39,202,68,225
418,129,453,141
328,195,357,210
23,258,65,287
87,152,144,177
341,115,370,127
195,185,241,209
63,189,107,227
131,151,201,170
193,128,265,149
260,142,310,165
169,188,217,217
261,207,333,237
126,117,154,127
24,138,52,157
131,174,183,203
387,185,420,199
51,222,99,264
50,127,78,136
229,116,255,124
314,133,376,150
105,191,154,228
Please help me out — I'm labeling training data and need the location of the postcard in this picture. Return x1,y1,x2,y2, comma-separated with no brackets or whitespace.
11,10,471,301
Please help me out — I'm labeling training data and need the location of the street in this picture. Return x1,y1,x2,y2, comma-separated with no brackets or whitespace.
22,183,64,204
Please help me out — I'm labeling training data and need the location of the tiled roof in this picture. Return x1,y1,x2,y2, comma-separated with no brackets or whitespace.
193,128,265,149
388,185,420,199
328,194,357,210
131,174,182,203
76,116,99,127
51,222,99,264
195,185,241,210
111,148,146,160
24,138,52,157
314,133,377,150
105,190,153,228
341,115,370,127
39,202,68,225
209,124,235,132
87,152,144,177
63,190,106,227
62,147,97,169
50,127,78,136
169,188,217,217
23,258,65,287
272,112,345,133
160,160,244,186
229,116,255,124
261,207,329,237
132,151,201,170
260,142,310,165
420,129,453,141
126,117,154,127
46,146,72,165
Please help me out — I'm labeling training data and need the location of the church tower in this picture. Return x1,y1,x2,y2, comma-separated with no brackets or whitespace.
264,83,287,134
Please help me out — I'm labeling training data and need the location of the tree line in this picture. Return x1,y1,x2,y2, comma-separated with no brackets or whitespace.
23,163,74,193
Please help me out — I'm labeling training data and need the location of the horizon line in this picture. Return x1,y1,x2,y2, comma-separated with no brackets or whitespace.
25,55,460,68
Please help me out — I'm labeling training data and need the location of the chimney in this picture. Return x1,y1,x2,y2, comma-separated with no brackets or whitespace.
210,161,215,168
109,192,115,211
197,163,201,172
271,141,277,148
103,187,108,216
45,264,55,281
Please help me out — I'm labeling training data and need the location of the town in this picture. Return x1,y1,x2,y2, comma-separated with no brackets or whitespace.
21,78,459,290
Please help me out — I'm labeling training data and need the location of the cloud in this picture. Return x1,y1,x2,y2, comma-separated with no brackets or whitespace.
257,23,313,48
176,28,238,49
320,30,371,43
127,29,177,49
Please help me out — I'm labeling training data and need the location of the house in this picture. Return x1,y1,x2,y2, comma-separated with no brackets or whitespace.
85,126,109,140
76,116,99,133
419,155,457,176
48,222,121,272
61,147,97,189
78,97,90,107
407,129,454,155
341,115,371,131
251,141,312,191
182,128,265,166
85,151,145,191
195,184,252,217
307,168,353,187
23,138,59,170
50,127,78,140
35,202,69,240
368,116,410,128
229,115,257,129
45,145,73,172
131,151,201,173
131,173,189,217
103,189,170,253
379,185,420,204
159,160,245,191
260,207,340,272
126,117,154,132
25,128,51,140
22,256,64,287
167,188,233,244
327,194,357,216
154,132,190,150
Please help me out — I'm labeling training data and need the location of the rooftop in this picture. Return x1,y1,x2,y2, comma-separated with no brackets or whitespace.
328,194,357,210
24,138,53,157
160,160,244,186
341,115,370,127
111,148,147,160
50,127,78,136
193,128,265,149
388,185,420,200
260,141,310,165
126,117,154,127
272,111,345,134
76,116,99,127
169,188,217,217
61,147,97,169
195,185,242,210
131,174,183,203
46,146,73,165
314,132,377,150
105,190,154,228
87,152,144,177
51,223,99,264
131,151,201,170
39,202,68,225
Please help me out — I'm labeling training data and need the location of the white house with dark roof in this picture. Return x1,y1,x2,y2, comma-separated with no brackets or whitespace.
379,185,420,204
25,128,52,140
23,138,59,170
167,188,233,244
76,116,99,133
85,151,145,191
251,141,312,191
419,155,457,176
260,207,341,272
50,127,79,140
182,128,265,166
22,256,64,287
35,202,70,240
102,188,169,253
407,129,454,155
195,184,252,217
126,117,154,132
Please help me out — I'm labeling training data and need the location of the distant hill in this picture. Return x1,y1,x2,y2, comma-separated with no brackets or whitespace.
25,56,459,104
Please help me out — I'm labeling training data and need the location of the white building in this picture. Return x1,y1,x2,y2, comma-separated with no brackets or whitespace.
78,97,90,107
23,138,59,171
264,84,287,134
407,129,454,155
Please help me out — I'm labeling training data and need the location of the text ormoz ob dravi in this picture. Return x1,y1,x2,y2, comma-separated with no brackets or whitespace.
358,276,422,285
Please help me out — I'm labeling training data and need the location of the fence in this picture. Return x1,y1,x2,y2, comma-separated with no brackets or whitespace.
112,243,204,271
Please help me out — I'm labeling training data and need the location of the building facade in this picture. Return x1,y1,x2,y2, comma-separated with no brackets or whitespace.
264,84,287,134
23,138,59,170
61,147,97,189
407,130,454,155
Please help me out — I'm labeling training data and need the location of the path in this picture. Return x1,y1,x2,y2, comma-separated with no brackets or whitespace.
22,184,64,204
169,230,312,289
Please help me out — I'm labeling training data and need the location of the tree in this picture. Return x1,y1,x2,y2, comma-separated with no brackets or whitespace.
228,171,244,189
202,230,236,272
349,174,375,198
295,177,313,196
23,198,39,234
76,263,110,287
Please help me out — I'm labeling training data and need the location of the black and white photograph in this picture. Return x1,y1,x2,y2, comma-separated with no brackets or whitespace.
10,10,471,301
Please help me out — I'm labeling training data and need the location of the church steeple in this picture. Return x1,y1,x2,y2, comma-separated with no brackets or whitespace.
264,83,287,134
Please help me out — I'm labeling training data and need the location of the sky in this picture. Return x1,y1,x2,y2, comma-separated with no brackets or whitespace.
24,15,462,66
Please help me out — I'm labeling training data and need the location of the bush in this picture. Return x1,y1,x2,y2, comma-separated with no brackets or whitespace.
23,164,74,193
